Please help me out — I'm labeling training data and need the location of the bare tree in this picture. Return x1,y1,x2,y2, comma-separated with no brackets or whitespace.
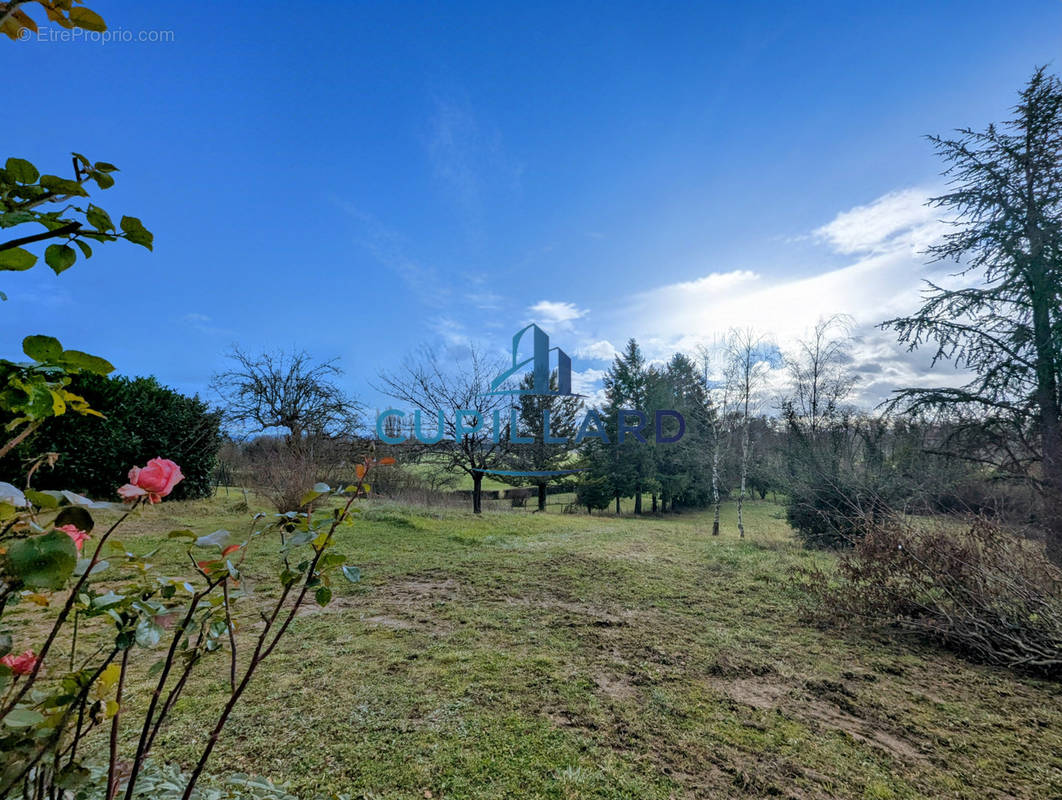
210,348,362,510
211,348,361,448
786,315,857,439
377,346,510,513
724,329,773,538
698,343,731,536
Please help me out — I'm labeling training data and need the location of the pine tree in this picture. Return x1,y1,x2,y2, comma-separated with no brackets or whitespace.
883,67,1062,560
602,339,652,513
500,371,582,510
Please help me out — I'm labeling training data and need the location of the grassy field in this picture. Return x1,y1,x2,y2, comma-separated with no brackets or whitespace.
7,495,1062,799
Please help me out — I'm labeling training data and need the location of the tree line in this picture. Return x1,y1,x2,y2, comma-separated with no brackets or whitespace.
6,68,1061,563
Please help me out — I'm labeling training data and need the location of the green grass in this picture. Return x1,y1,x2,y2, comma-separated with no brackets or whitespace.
402,462,512,493
8,496,1062,799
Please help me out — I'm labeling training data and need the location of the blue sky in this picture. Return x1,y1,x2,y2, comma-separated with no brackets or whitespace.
3,1,1060,412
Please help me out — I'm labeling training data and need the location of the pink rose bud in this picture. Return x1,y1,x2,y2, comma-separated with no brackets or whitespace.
57,523,90,552
118,458,184,504
1,650,39,676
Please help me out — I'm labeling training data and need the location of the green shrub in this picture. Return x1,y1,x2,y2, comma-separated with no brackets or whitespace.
3,373,221,500
575,476,613,515
785,476,892,548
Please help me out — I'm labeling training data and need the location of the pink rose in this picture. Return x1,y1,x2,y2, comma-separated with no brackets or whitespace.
1,650,39,676
118,458,184,504
57,523,90,552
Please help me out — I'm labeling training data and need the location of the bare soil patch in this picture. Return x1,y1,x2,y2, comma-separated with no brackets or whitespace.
708,673,928,765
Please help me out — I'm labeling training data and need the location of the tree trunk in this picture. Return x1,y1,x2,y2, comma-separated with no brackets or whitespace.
615,494,621,515
537,483,547,512
472,473,483,514
634,490,642,514
738,419,749,538
711,424,722,535
651,493,658,513
1027,209,1062,562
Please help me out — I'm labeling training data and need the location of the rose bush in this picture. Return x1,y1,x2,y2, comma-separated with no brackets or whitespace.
0,453,389,800
0,9,363,797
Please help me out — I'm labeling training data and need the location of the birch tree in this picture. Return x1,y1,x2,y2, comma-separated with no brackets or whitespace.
724,329,772,538
698,343,731,536
786,315,856,440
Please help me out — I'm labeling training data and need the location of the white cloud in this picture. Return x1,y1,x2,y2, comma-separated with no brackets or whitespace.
813,187,942,255
429,316,469,347
571,367,608,408
593,187,969,407
528,300,587,328
181,312,232,337
342,204,450,308
576,339,619,361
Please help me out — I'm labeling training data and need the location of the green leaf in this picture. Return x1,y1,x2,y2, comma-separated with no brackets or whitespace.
0,211,36,228
56,350,114,375
24,490,59,509
135,619,164,648
45,244,77,274
195,529,234,551
22,335,62,362
91,171,115,190
167,529,196,541
3,708,45,728
0,247,37,271
73,558,109,577
39,175,87,197
340,565,361,584
69,7,106,31
5,158,39,184
85,204,113,232
319,552,346,570
285,530,315,548
73,239,92,259
91,590,125,610
299,488,323,507
314,585,332,606
119,216,153,250
5,531,78,590
61,490,114,508
94,162,119,173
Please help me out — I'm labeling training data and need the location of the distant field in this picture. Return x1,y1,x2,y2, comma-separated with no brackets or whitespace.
382,462,744,515
10,496,1061,799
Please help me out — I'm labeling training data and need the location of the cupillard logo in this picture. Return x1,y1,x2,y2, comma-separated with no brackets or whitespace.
375,324,686,476
488,323,575,397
